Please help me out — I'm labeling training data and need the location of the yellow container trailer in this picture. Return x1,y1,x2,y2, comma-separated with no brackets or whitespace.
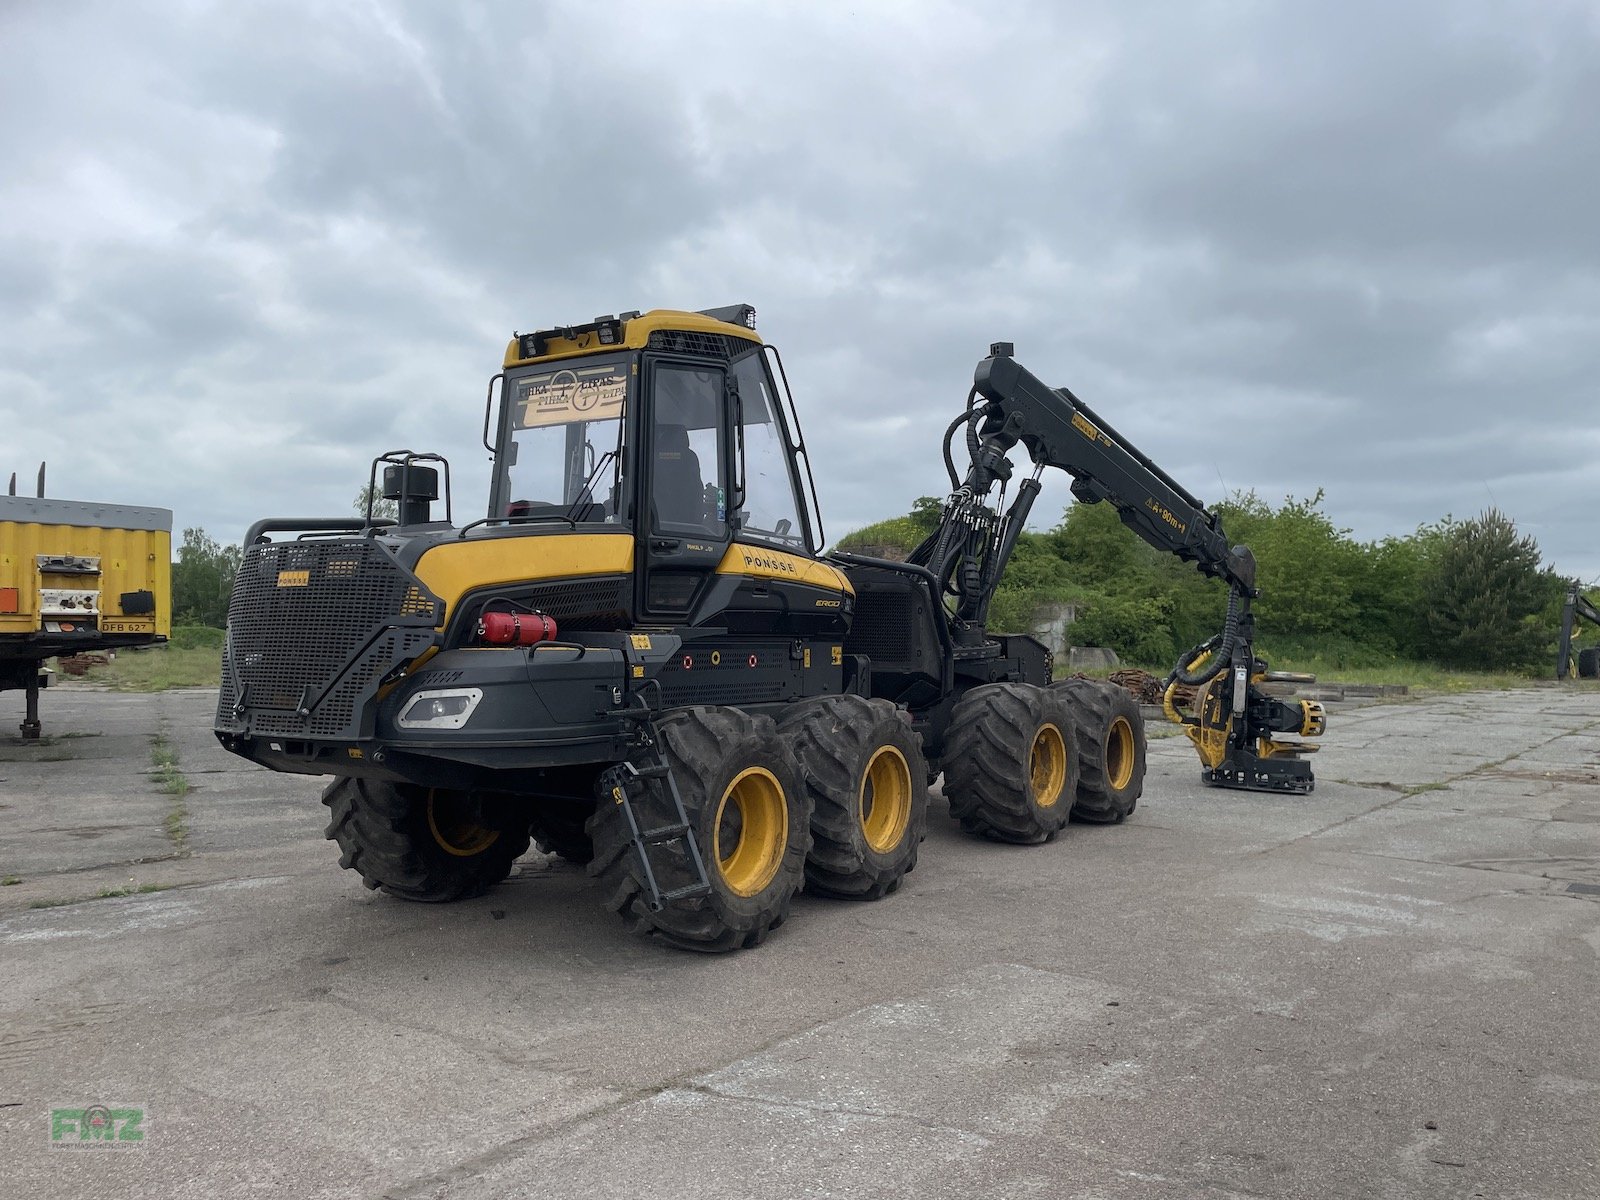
0,495,172,738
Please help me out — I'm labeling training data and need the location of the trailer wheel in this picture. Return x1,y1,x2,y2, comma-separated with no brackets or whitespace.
1053,678,1146,823
943,683,1078,844
587,706,809,952
780,695,928,900
322,779,530,902
1579,647,1600,679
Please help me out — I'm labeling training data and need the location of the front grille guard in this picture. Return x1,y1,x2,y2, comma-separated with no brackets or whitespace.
221,622,439,738
217,536,444,742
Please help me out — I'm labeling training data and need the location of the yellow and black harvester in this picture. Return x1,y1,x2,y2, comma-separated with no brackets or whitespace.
216,305,1324,951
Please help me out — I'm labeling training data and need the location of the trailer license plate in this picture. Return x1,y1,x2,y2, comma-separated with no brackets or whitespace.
101,619,153,634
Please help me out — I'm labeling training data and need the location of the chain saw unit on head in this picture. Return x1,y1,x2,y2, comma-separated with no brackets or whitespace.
215,303,1327,954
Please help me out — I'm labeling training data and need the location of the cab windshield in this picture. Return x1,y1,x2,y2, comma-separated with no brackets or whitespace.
500,356,628,524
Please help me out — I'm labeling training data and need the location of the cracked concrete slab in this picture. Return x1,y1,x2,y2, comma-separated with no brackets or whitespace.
1,683,1597,1199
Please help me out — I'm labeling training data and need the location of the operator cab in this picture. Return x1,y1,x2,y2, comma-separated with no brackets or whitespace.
487,306,834,626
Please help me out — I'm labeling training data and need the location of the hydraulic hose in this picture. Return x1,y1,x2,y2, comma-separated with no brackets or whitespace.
940,414,965,492
941,388,983,491
1167,588,1241,688
1162,676,1191,726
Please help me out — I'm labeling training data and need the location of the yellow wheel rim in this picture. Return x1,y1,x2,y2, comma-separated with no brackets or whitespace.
713,767,788,897
859,745,913,853
426,790,500,857
1106,717,1136,790
1030,723,1068,808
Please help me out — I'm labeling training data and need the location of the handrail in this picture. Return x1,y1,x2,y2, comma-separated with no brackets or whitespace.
244,517,396,546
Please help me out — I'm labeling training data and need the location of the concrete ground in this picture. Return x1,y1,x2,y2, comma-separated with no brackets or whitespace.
1,683,1597,1199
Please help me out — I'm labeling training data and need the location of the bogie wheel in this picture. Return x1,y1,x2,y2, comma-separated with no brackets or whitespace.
530,804,596,865
943,683,1079,844
586,706,810,953
1052,678,1146,823
780,695,929,900
322,779,530,902
1579,647,1600,679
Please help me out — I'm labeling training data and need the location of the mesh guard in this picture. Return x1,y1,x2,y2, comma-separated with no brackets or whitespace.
216,538,443,740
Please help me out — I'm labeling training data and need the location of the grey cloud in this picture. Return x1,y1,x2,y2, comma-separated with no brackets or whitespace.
1,0,1597,584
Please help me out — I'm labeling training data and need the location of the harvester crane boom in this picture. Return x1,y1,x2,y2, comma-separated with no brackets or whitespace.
1556,584,1600,680
912,341,1324,793
969,345,1256,595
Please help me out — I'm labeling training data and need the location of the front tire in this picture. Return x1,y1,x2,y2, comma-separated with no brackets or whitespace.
780,695,928,900
943,683,1078,844
587,706,810,952
321,779,530,901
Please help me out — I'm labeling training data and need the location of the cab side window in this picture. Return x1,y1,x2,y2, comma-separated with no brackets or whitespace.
651,366,727,536
732,354,805,548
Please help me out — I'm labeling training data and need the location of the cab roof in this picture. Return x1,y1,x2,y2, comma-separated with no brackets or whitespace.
503,305,762,368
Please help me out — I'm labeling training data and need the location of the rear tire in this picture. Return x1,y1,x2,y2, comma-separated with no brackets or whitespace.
587,706,810,952
943,683,1078,844
1053,679,1145,823
321,779,529,902
780,695,928,900
1579,647,1600,679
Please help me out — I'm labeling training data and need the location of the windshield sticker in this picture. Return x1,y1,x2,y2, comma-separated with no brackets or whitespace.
515,363,627,428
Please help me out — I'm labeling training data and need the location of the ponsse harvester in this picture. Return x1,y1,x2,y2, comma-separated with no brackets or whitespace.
216,304,1325,951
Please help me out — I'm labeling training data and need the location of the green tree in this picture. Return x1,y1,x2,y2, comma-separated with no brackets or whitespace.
171,528,242,627
1050,500,1229,663
1048,499,1147,583
1066,593,1177,665
1421,508,1560,669
1345,520,1454,656
1213,490,1362,639
354,485,400,521
986,534,1076,632
908,495,944,536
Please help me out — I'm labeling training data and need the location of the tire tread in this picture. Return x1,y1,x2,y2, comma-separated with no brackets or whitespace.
942,682,1077,844
321,778,529,902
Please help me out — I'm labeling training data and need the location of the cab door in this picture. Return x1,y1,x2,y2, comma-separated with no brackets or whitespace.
637,360,732,619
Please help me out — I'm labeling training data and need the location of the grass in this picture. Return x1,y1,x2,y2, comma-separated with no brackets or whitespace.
61,625,223,691
77,643,221,691
1109,646,1573,700
28,882,174,910
150,733,191,854
1402,781,1450,797
1262,651,1541,696
1,875,20,886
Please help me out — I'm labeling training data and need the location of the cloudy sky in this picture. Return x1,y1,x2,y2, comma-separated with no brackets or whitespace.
4,1,1598,583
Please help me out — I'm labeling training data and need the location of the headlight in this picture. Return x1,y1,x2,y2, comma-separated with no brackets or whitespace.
396,687,484,730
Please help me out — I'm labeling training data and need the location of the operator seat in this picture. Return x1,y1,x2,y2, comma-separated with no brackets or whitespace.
653,424,705,527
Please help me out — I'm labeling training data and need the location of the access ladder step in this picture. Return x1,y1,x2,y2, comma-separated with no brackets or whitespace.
597,750,713,913
659,881,713,903
640,821,692,843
